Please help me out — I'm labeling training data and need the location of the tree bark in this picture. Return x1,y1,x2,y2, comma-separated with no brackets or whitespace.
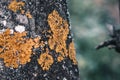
0,0,79,80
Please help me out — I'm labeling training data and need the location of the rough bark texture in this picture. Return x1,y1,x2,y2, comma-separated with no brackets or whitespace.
0,0,79,80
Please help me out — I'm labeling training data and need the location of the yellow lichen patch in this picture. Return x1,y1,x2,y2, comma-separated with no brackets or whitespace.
26,11,32,19
48,10,77,64
37,49,53,70
48,10,69,62
68,42,77,65
0,29,41,68
33,37,41,48
57,55,64,62
21,10,25,14
8,0,25,13
8,0,32,18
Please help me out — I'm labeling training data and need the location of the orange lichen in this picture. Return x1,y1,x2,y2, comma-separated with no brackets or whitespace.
0,29,41,68
68,42,77,64
8,0,32,18
48,10,69,62
48,10,77,64
26,11,32,18
37,49,53,70
33,37,41,48
21,10,25,14
57,55,64,62
8,0,25,13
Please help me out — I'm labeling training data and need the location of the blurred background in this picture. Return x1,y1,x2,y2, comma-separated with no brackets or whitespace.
68,0,120,80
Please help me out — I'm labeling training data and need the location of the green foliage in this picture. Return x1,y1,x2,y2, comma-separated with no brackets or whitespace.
68,0,120,80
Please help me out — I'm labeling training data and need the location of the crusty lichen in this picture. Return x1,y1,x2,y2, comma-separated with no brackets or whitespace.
48,10,77,64
25,11,32,19
68,42,77,65
48,10,69,62
0,29,41,68
57,55,64,62
8,0,32,18
37,49,53,70
8,0,25,13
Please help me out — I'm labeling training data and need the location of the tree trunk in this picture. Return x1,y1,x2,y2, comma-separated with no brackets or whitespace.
0,0,79,80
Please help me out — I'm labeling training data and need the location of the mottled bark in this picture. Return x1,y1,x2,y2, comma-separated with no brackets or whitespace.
0,0,79,80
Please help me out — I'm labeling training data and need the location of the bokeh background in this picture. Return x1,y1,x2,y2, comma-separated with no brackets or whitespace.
68,0,120,80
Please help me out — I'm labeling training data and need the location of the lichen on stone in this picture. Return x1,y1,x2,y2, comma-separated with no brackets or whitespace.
37,49,53,70
8,0,25,13
68,42,77,65
48,10,69,62
57,55,64,62
25,11,32,19
48,10,77,64
0,29,41,68
8,0,32,18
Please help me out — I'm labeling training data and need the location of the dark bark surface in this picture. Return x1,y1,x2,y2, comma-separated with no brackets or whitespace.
0,0,79,80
